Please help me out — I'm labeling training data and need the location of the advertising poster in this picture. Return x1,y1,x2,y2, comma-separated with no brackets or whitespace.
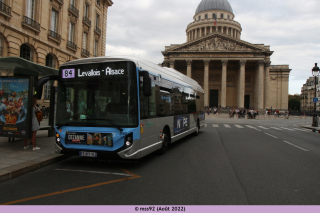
174,114,190,136
65,132,113,147
0,77,32,138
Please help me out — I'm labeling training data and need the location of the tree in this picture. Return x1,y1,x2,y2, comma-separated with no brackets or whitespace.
288,97,300,110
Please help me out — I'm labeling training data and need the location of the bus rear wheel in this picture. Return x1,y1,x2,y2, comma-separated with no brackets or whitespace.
158,131,169,155
193,122,200,136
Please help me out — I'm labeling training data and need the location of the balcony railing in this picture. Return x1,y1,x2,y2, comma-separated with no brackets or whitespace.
68,4,79,17
0,2,11,17
96,0,101,7
22,16,40,32
67,40,77,51
82,48,90,57
94,26,101,35
83,16,91,27
48,30,61,42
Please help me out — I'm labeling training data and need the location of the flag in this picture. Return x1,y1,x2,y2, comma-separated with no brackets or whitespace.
214,16,217,25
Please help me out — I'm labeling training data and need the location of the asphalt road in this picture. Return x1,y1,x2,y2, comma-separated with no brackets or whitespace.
1,117,320,205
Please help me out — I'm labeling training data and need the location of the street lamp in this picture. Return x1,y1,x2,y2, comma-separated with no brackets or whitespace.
312,63,320,127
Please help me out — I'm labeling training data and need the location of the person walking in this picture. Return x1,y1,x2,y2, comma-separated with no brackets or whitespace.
24,95,41,151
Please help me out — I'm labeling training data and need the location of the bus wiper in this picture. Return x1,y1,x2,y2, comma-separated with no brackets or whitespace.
83,118,123,132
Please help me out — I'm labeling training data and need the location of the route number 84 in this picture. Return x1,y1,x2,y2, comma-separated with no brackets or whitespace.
62,69,75,79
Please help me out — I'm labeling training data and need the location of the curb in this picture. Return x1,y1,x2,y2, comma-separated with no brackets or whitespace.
0,154,70,183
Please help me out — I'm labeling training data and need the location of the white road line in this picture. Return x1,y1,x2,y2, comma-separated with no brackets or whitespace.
293,128,309,132
213,124,219,128
245,125,261,132
54,169,133,177
258,126,269,129
283,141,309,152
264,133,278,139
235,125,244,128
270,127,283,130
281,127,294,131
224,124,231,128
205,124,207,128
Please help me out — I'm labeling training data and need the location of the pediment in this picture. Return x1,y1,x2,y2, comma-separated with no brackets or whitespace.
168,33,267,53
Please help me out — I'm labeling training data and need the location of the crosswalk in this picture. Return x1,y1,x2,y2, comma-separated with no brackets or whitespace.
210,124,311,132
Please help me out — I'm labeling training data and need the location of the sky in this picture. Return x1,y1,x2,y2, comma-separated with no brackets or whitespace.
105,0,320,95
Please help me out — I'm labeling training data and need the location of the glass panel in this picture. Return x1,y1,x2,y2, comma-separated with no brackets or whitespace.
56,62,138,128
51,10,57,32
96,14,99,27
69,23,74,42
70,0,75,6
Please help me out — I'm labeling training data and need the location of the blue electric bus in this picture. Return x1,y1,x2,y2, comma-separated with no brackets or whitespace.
39,56,205,159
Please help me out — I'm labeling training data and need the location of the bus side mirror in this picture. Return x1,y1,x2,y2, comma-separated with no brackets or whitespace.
141,71,152,97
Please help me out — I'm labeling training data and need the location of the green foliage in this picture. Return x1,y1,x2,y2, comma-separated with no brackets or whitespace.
288,97,300,110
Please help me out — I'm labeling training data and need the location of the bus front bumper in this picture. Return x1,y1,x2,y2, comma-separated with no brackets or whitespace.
54,139,141,159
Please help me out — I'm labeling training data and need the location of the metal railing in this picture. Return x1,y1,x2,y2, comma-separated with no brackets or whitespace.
67,40,77,50
0,2,11,16
83,16,91,27
48,30,61,41
94,26,101,35
22,16,40,31
68,4,79,16
82,48,90,57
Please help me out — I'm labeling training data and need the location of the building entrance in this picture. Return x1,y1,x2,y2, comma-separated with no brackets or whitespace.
245,95,250,109
210,90,219,107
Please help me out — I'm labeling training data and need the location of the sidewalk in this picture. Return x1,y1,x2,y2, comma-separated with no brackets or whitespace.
0,130,69,183
208,113,310,120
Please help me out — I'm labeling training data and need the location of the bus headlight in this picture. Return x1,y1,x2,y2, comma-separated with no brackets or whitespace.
125,133,133,148
56,133,63,148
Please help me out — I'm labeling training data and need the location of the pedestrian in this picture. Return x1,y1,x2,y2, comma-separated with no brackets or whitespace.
24,95,41,151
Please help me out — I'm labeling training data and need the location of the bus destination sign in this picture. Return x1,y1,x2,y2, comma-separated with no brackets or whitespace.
62,67,125,79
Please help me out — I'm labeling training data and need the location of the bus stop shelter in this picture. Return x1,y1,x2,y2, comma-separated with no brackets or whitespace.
0,57,59,139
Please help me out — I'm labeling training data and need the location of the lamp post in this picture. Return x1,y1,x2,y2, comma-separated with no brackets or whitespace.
312,63,320,127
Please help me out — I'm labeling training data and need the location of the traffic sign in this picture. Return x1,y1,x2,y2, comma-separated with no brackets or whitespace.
313,98,319,103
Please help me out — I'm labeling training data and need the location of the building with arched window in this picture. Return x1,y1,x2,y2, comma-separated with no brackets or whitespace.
162,0,291,111
0,0,113,106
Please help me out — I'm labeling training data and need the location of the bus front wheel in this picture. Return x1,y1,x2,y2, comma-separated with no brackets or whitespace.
158,131,169,155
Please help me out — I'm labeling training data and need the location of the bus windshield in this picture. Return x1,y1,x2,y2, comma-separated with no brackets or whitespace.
56,61,138,128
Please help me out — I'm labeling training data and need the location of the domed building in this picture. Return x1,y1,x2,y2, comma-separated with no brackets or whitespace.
162,0,291,111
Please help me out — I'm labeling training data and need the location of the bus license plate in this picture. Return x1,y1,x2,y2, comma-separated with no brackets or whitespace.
79,151,97,158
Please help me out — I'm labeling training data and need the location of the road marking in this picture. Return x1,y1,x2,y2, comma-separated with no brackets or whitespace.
264,133,278,139
224,124,231,128
213,124,219,128
258,126,269,129
0,169,140,205
205,124,207,128
283,141,309,152
235,125,244,128
54,169,133,177
293,128,310,132
245,125,261,132
270,127,283,130
281,127,294,131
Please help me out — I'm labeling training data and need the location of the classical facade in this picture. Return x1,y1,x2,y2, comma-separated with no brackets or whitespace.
162,0,291,111
0,0,113,105
301,77,320,111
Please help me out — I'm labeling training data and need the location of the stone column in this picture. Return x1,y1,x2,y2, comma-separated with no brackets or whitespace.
210,27,213,34
226,27,229,36
230,28,233,37
257,60,265,110
221,27,224,34
204,27,207,36
264,60,271,108
199,28,202,38
204,60,210,107
169,60,175,69
195,29,197,39
221,60,228,108
238,60,246,108
186,60,192,78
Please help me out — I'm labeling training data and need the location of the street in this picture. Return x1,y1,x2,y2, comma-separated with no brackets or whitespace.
1,116,320,205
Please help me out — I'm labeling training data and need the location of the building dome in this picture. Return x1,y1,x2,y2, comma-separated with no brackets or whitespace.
195,0,233,15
